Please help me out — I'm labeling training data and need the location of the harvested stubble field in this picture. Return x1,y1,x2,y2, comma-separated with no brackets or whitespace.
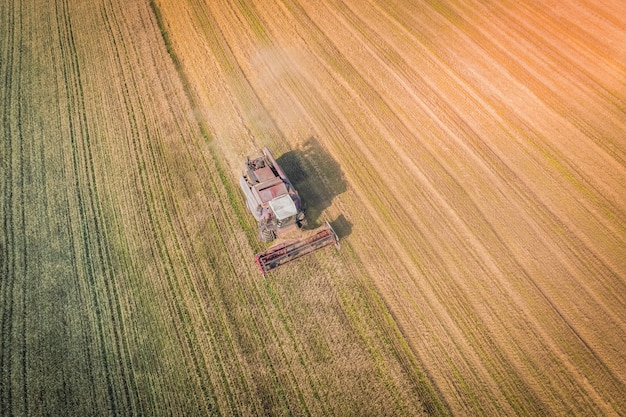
1,0,625,415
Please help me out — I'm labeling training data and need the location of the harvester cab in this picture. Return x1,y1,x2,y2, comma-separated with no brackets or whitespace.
239,147,339,273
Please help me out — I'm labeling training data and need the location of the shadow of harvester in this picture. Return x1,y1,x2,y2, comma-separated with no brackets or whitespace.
277,138,352,238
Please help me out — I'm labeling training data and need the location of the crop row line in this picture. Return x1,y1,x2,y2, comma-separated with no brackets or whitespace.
53,0,119,411
0,2,20,409
16,0,28,414
0,0,15,406
0,0,27,413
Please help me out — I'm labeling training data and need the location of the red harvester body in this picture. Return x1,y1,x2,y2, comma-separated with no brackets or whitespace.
240,147,339,273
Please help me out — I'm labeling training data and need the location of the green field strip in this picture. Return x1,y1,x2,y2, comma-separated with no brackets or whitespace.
19,0,227,412
0,0,20,413
59,68,123,417
13,0,232,414
50,108,104,415
53,0,138,413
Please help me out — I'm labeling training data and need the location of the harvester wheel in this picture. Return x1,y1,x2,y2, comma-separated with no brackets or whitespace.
261,228,276,243
296,211,307,228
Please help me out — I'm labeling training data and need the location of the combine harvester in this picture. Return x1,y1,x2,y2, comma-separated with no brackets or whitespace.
239,147,339,273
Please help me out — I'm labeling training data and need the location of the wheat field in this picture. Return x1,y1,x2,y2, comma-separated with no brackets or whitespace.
2,0,625,415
